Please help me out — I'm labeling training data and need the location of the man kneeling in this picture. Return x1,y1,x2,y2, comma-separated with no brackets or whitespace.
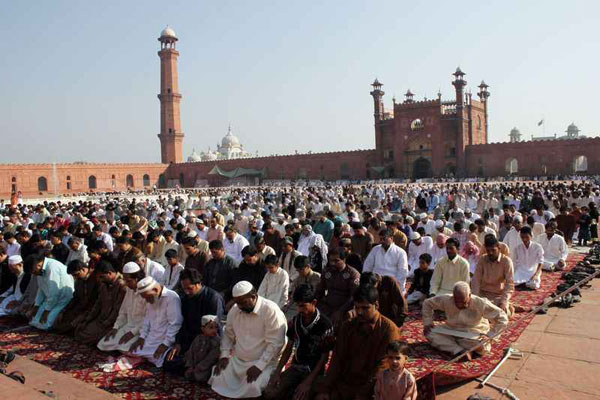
128,276,183,367
423,281,508,361
210,281,287,399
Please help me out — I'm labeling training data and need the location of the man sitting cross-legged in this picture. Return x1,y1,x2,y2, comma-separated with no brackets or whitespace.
423,281,508,361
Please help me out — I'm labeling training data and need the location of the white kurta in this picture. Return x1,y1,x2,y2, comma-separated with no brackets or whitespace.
132,287,183,367
257,268,290,309
502,228,523,261
431,245,447,269
362,243,409,292
0,272,25,317
66,244,90,265
513,242,544,288
145,259,166,285
535,234,568,266
407,237,434,276
97,287,147,352
210,297,287,399
224,235,250,264
163,263,184,290
297,233,313,256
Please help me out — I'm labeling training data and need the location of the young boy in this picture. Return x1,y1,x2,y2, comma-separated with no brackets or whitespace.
183,315,221,382
257,254,289,309
374,341,417,400
164,249,184,291
406,253,433,304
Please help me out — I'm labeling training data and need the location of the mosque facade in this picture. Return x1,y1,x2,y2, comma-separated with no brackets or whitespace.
1,27,599,198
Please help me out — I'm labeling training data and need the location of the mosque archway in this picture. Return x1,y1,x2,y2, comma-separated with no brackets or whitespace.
505,158,518,175
88,175,97,189
573,155,588,173
126,174,134,187
143,174,151,187
158,174,166,188
37,177,48,192
413,157,432,179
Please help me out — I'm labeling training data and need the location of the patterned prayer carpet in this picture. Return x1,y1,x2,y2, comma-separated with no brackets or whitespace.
409,253,584,399
0,254,582,400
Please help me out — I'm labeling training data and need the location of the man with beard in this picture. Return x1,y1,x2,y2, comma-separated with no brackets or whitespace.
210,281,287,399
129,276,183,367
98,262,147,353
315,248,360,325
362,229,409,293
163,268,224,375
74,261,127,345
315,285,400,400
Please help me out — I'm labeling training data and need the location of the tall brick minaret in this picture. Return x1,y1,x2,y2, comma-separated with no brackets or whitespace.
157,26,184,164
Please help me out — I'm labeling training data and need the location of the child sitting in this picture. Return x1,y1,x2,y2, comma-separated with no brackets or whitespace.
374,341,417,400
406,254,433,304
183,315,221,382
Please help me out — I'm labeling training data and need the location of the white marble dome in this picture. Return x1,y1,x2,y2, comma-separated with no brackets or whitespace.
160,26,177,39
187,148,201,162
221,125,241,148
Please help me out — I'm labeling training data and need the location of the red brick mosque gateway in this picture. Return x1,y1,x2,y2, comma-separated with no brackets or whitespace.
1,27,598,198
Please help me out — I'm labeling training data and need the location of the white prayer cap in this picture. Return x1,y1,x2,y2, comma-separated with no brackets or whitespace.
123,262,141,274
419,213,427,219
187,230,198,238
137,276,157,293
277,213,285,219
8,255,23,265
201,314,218,326
435,220,444,228
292,218,300,224
232,281,254,298
514,215,523,223
410,232,421,241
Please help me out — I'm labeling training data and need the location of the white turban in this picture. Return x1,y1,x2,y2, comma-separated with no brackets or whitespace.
201,315,218,326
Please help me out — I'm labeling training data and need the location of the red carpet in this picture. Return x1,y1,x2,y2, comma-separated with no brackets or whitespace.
408,253,584,399
0,254,582,400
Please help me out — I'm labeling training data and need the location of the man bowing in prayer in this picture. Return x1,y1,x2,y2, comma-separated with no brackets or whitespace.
129,276,183,367
26,254,74,330
210,281,287,399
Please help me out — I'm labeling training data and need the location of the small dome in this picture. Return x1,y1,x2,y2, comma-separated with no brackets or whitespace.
160,26,177,39
221,125,241,148
203,151,218,161
187,148,201,162
510,127,520,135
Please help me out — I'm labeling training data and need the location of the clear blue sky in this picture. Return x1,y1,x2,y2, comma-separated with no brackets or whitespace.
1,1,598,163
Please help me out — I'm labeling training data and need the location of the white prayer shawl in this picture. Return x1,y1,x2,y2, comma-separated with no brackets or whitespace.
98,287,147,352
407,237,434,273
309,234,328,270
0,271,25,317
210,296,287,399
258,268,290,309
223,234,250,265
513,242,544,284
502,228,523,261
363,243,409,292
535,234,568,265
132,287,183,367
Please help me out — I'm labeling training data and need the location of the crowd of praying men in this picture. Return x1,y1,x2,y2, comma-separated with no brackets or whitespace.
0,179,597,399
